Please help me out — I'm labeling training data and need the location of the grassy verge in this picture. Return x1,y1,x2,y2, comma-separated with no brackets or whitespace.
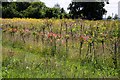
2,40,119,78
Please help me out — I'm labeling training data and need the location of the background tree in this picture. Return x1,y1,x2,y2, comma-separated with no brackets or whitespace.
114,14,119,20
68,1,107,20
0,2,1,17
107,15,112,20
2,2,62,18
24,2,46,18
2,2,21,18
54,3,60,9
1,0,9,2
53,3,68,19
45,7,60,18
2,2,47,18
60,8,68,19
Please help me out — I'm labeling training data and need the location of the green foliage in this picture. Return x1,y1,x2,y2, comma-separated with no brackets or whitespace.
2,1,108,19
68,1,107,20
45,8,61,19
107,16,112,20
2,2,21,18
2,19,120,78
2,2,67,19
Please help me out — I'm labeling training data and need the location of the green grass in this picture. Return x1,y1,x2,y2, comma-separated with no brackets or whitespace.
1,19,120,78
2,40,120,78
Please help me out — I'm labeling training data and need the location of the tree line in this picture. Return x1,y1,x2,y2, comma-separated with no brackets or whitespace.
2,2,69,19
2,1,111,20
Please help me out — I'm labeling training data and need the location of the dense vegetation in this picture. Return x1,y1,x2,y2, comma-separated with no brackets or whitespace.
1,0,120,79
2,1,108,20
1,18,120,78
2,2,68,19
68,2,107,20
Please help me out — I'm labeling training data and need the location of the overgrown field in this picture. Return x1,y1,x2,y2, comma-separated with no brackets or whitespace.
1,18,120,78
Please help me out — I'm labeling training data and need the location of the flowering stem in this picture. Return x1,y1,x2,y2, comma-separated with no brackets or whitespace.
101,40,104,53
21,33,25,43
92,41,95,58
113,39,117,69
86,43,90,57
79,41,83,57
90,43,92,53
65,22,68,57
92,41,96,61
66,38,68,57
51,38,56,56
36,35,39,43
71,28,74,48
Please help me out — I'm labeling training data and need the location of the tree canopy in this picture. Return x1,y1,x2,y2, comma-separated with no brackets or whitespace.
2,2,66,18
68,2,107,20
2,1,108,20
